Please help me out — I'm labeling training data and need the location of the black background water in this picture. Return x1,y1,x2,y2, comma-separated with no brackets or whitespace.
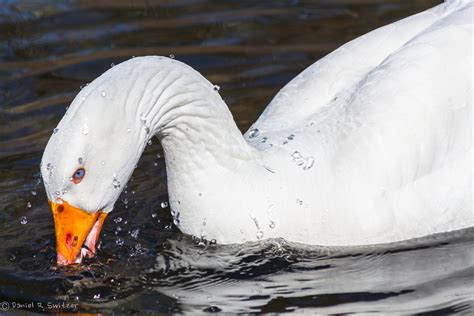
1,0,473,314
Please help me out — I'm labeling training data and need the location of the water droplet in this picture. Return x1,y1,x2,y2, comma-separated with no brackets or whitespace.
101,161,105,165
287,134,295,140
269,221,276,229
82,124,89,135
26,202,31,208
291,151,314,170
93,294,101,299
197,241,206,247
154,162,158,167
114,217,122,223
54,190,61,196
62,189,67,195
53,128,59,134
156,153,161,158
296,198,303,205
20,216,27,225
261,137,267,143
256,230,264,239
101,91,106,97
122,198,128,205
112,178,121,189
147,139,152,146
151,213,157,218
169,53,175,59
31,190,37,196
110,62,115,67
78,157,83,164
173,218,180,226
303,157,315,170
161,201,168,208
127,128,131,133
213,85,220,91
130,228,139,239
210,239,217,245
248,128,259,139
292,151,302,159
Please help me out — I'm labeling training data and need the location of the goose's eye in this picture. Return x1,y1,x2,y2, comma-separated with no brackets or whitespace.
72,168,86,184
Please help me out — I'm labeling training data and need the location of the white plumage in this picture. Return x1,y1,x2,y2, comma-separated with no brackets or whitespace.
41,0,473,247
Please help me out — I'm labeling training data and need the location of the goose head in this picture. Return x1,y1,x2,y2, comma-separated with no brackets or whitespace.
41,58,161,265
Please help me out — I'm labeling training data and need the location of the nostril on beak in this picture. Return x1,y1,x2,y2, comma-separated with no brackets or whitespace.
66,233,72,249
58,205,64,213
72,235,78,247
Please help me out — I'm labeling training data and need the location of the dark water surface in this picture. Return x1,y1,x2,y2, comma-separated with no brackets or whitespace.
1,0,473,314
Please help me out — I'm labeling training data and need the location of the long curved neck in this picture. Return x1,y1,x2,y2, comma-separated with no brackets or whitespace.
128,59,254,169
109,57,257,210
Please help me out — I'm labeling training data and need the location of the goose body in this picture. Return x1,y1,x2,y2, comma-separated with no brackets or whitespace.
41,0,473,264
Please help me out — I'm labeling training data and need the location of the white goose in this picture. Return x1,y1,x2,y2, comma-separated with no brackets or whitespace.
41,0,473,265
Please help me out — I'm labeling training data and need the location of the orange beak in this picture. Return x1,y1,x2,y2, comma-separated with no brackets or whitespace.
49,200,107,265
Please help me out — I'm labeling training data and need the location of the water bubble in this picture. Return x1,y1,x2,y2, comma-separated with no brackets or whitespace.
82,124,89,135
20,216,27,225
31,190,37,196
291,151,315,170
151,213,157,218
248,127,259,139
156,153,161,158
130,228,139,239
114,217,122,223
161,201,168,208
53,128,59,134
112,178,121,189
78,157,83,164
54,190,61,196
213,85,220,91
127,128,131,133
101,91,106,97
122,198,128,205
116,238,124,246
169,54,175,59
197,241,206,247
110,62,115,67
303,157,315,170
154,162,158,167
93,294,101,299
269,221,276,229
256,230,264,239
173,218,180,226
26,202,31,208
101,161,105,165
292,151,302,159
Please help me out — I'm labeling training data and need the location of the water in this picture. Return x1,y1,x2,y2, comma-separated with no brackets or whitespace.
1,0,473,314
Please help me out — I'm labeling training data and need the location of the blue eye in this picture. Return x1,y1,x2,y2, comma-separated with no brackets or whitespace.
72,168,86,184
